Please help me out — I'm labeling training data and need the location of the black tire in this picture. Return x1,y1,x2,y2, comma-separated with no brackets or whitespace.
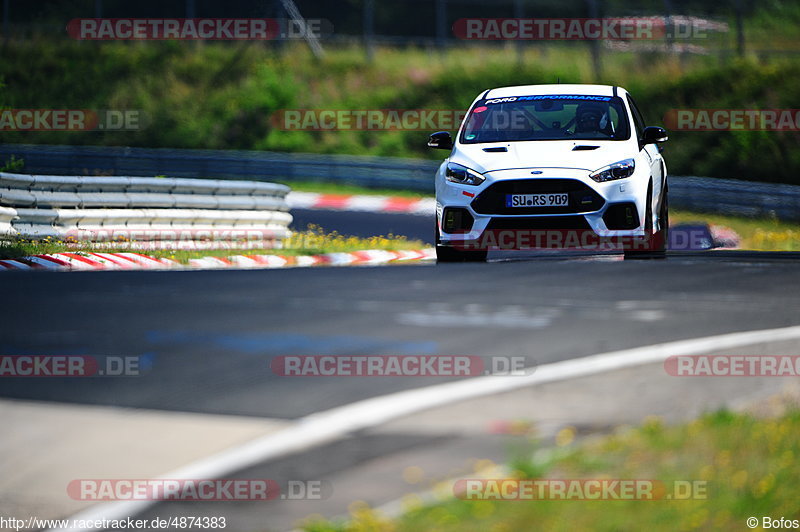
655,187,669,255
435,222,488,263
624,184,667,260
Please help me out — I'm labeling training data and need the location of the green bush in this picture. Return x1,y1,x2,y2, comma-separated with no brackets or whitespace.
1,33,800,184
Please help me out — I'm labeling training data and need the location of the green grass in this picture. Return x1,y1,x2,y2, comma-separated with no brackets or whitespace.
300,409,800,531
282,180,431,198
0,226,428,265
671,210,800,251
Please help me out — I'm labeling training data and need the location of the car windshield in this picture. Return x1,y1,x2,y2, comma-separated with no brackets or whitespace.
460,95,631,143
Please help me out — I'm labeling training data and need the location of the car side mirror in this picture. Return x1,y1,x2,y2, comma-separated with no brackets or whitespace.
428,131,453,150
641,126,668,145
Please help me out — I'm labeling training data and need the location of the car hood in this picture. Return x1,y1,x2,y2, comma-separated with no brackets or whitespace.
450,140,633,175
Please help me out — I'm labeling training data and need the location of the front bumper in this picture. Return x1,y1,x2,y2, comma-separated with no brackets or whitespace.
436,167,650,247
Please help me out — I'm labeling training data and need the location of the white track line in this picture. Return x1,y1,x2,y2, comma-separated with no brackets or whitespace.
54,324,800,532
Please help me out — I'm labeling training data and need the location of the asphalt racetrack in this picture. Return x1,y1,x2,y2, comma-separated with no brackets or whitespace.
1,208,798,419
2,208,799,531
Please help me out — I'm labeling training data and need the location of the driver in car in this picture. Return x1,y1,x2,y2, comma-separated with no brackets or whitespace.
574,102,609,135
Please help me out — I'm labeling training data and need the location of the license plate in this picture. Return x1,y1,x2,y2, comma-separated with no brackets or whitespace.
506,193,569,208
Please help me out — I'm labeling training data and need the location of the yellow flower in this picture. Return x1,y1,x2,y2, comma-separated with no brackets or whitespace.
715,450,731,468
731,469,748,489
556,426,576,447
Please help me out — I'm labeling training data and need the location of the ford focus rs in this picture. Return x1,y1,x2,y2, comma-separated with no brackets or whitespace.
428,84,669,262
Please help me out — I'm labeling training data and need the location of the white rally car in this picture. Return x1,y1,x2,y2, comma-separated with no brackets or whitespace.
428,84,669,261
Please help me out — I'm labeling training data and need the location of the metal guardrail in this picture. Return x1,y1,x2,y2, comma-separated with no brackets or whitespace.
0,170,292,242
0,172,289,211
668,176,800,221
1,143,799,221
0,144,436,192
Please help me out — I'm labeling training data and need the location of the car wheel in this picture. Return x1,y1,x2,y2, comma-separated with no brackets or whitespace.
435,222,488,263
653,186,669,256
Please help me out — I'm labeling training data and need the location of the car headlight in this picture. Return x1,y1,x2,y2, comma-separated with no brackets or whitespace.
446,162,485,186
589,158,635,182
